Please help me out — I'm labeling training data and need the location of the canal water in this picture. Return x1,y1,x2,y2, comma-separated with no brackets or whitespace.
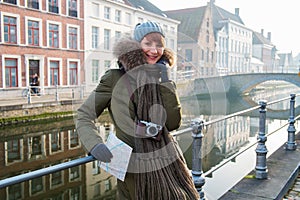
0,81,300,200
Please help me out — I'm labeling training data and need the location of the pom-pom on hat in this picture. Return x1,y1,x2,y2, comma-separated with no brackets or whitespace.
134,21,165,42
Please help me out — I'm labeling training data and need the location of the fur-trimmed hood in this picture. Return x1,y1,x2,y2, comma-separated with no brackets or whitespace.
113,37,175,71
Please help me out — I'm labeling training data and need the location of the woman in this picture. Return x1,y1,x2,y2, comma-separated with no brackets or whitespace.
76,21,199,200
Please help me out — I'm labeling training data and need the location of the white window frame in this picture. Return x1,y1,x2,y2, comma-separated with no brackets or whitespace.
25,16,43,46
67,58,81,86
1,12,21,45
46,20,62,48
47,57,63,86
67,24,80,50
1,54,22,89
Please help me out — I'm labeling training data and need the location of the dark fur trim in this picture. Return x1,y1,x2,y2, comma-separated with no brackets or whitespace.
113,38,175,71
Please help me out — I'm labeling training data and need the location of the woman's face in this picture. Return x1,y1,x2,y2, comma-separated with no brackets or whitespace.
140,33,165,64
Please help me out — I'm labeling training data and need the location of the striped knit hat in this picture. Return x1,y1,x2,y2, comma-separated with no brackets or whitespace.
133,21,165,42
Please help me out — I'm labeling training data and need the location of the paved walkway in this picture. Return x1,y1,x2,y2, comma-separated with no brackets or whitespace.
220,133,300,200
284,172,300,200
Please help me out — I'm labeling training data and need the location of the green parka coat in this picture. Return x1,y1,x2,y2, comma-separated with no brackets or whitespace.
76,38,184,199
76,37,181,152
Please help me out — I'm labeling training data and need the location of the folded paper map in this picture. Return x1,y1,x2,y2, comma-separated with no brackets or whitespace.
99,133,132,181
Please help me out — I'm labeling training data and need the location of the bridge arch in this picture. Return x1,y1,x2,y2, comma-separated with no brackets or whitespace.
228,73,300,94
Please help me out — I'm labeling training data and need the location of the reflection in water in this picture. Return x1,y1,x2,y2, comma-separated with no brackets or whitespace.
0,118,117,200
0,82,299,199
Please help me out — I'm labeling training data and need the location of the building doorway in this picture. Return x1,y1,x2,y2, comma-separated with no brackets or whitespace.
29,60,39,77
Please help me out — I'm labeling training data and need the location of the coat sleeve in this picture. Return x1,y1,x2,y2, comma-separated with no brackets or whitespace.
76,70,114,152
160,81,182,131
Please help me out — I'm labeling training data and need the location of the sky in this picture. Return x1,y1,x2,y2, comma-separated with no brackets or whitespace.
148,0,300,56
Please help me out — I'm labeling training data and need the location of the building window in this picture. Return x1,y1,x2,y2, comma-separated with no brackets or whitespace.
49,23,59,48
206,48,209,62
4,16,17,44
201,49,204,60
69,62,78,85
5,58,18,87
92,3,99,17
7,139,22,163
28,136,43,157
51,168,63,187
185,66,192,79
206,30,209,43
104,29,110,50
50,61,59,85
48,0,59,13
92,26,99,49
169,39,175,50
170,27,175,34
104,180,112,191
115,31,121,42
69,129,79,148
27,0,39,9
3,0,17,5
68,27,78,49
30,176,44,195
137,17,143,24
104,60,111,71
68,0,78,17
50,132,62,153
92,161,101,175
125,12,131,25
185,49,192,62
163,24,168,33
69,166,80,181
115,10,121,22
28,20,39,46
92,60,99,83
69,186,81,199
104,6,110,19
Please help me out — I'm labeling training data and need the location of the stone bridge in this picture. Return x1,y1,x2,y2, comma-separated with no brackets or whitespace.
177,73,300,97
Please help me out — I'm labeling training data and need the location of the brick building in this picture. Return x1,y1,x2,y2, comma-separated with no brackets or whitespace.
0,0,85,96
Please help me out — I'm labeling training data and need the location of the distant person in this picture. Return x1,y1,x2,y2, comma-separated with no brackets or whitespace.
76,21,199,199
30,73,39,94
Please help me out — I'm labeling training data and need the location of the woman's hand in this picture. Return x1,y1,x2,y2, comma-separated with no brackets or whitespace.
157,63,170,82
90,143,113,162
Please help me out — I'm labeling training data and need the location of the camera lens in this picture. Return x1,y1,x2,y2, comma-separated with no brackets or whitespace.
148,126,158,136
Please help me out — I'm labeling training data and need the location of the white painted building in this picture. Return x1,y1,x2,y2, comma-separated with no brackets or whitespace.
84,0,179,92
213,6,253,76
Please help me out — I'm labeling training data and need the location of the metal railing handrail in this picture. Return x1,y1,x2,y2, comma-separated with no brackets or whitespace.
0,93,298,196
203,113,300,177
173,94,296,137
0,156,95,189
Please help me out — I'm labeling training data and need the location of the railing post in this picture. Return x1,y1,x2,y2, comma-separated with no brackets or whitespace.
27,86,31,104
191,119,205,199
286,94,297,150
55,85,59,101
80,85,84,100
255,100,268,179
72,89,75,99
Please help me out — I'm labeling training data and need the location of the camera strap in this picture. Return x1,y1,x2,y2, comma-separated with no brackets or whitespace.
123,72,163,141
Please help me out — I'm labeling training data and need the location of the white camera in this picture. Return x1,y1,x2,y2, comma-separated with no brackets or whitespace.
140,120,162,137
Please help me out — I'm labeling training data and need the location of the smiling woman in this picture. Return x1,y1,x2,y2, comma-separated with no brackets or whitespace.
76,21,199,199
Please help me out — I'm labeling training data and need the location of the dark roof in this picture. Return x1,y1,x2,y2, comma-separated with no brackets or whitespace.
211,4,244,30
164,3,245,42
165,7,206,42
252,31,273,45
125,0,166,17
